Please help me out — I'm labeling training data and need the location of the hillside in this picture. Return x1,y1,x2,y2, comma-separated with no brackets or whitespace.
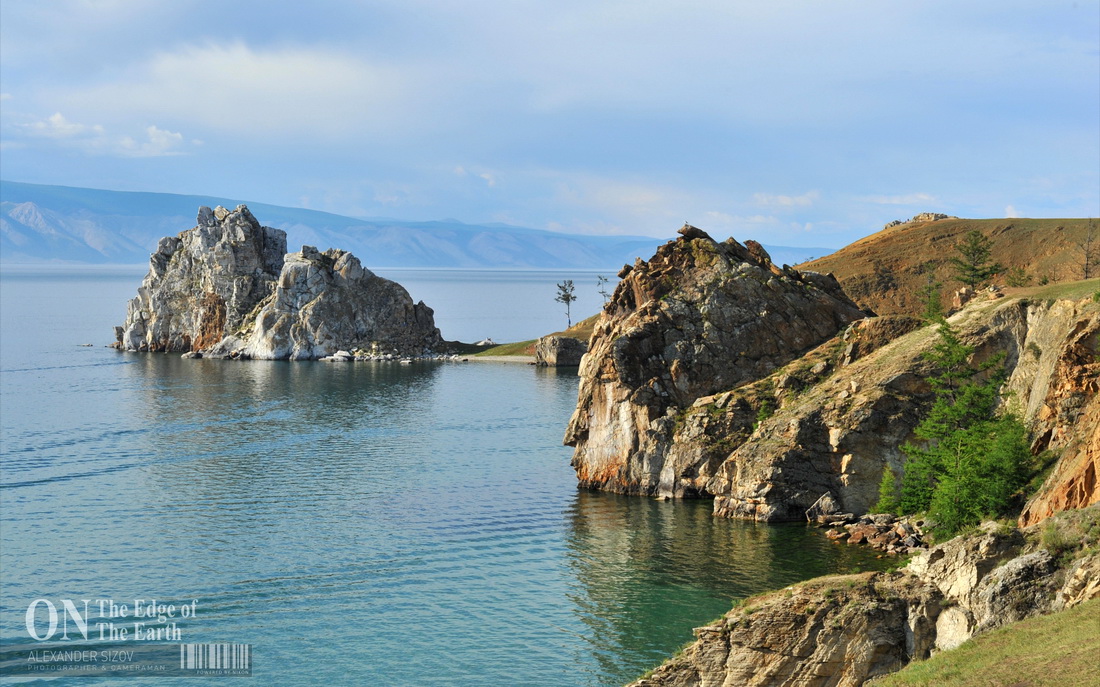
873,597,1100,687
0,181,832,268
800,217,1095,316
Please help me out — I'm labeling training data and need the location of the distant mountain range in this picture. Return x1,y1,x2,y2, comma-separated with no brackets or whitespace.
0,181,834,268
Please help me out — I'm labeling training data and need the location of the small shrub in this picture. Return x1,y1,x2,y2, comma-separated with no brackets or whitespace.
1040,522,1078,563
753,398,774,430
1005,266,1032,287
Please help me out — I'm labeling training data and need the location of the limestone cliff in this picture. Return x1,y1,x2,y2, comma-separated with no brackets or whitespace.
118,205,286,352
118,206,442,359
631,507,1100,687
564,225,868,496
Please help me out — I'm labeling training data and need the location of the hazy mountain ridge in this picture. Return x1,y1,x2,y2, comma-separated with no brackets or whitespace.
0,181,833,268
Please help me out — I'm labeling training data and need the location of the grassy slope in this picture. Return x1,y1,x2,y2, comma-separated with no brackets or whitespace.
871,597,1100,687
472,312,601,357
800,218,1095,317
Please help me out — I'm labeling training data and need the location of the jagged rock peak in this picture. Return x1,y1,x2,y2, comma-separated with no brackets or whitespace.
117,206,443,361
676,223,710,241
564,224,868,498
118,204,287,352
214,244,443,360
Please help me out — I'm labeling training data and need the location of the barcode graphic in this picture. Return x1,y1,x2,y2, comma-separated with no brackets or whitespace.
179,643,251,671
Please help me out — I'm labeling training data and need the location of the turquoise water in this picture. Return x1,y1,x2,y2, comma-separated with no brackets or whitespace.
0,267,887,686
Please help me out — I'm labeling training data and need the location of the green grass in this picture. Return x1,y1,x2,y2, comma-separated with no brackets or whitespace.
472,339,538,357
872,598,1100,687
470,312,602,358
1015,278,1100,301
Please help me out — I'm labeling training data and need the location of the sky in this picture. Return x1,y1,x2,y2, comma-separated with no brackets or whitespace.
1,1,1097,247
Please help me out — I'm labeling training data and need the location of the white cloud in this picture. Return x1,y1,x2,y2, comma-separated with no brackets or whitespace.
117,125,186,158
860,192,938,205
52,42,417,140
19,113,187,157
454,165,498,187
25,112,105,139
753,190,820,208
1005,204,1020,218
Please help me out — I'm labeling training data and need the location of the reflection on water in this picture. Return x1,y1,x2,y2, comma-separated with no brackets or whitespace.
564,492,886,681
2,269,889,687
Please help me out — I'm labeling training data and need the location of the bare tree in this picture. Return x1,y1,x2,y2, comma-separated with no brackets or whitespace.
1081,218,1097,280
596,275,612,303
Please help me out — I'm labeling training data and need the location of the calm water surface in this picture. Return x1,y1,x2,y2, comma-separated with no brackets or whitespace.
0,267,887,686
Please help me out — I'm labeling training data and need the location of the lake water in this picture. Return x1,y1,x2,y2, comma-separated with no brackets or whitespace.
0,266,887,686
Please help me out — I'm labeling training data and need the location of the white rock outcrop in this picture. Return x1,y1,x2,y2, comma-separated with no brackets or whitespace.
118,207,442,360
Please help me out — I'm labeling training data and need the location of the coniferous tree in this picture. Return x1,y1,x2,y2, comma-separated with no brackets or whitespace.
949,230,1003,287
918,277,943,322
873,467,900,514
896,317,1030,535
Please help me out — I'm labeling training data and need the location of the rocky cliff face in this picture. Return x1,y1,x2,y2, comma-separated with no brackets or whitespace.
119,205,286,352
631,507,1100,687
710,296,1100,521
118,206,442,359
568,256,1099,521
1018,306,1100,526
211,245,442,360
564,225,868,497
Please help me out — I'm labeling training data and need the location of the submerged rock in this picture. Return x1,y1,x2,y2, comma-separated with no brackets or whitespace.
118,207,442,360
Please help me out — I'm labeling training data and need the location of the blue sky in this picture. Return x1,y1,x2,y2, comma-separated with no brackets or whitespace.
1,1,1097,246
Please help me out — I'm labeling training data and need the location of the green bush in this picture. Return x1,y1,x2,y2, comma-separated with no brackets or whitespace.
1005,266,1032,287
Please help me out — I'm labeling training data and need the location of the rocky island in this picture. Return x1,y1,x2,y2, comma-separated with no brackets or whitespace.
116,205,443,360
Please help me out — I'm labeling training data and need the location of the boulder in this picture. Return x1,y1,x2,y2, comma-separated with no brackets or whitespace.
534,335,588,367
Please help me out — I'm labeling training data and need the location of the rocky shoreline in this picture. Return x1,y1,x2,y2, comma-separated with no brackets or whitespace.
631,506,1100,687
549,223,1098,685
